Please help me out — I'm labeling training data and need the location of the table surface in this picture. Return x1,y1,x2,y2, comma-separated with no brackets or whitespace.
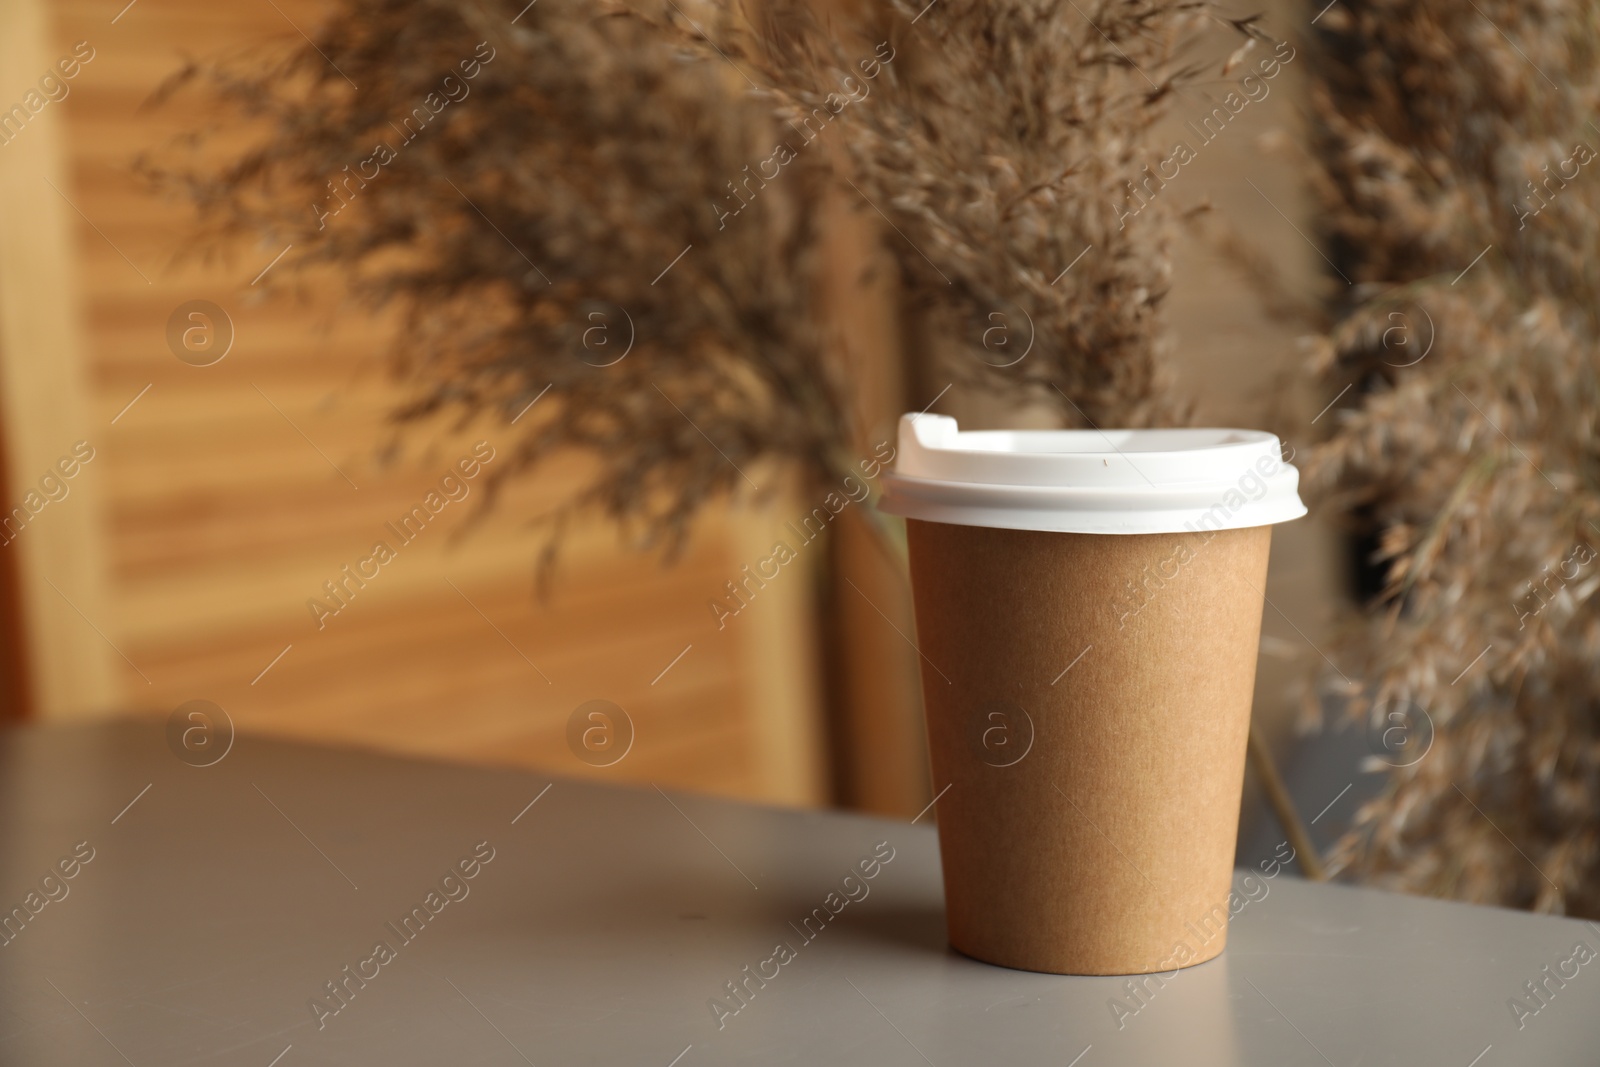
1,720,1595,1066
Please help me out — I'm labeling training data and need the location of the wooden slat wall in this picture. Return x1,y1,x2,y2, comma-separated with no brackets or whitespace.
0,0,117,721
39,0,826,805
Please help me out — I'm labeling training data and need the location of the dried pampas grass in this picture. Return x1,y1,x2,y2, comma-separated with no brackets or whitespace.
1305,0,1600,915
152,0,1264,571
152,0,848,568
718,0,1269,427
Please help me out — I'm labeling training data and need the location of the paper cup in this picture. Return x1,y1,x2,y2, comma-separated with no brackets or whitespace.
880,414,1305,975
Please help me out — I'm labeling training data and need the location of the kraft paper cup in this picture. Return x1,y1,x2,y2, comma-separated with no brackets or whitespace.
879,414,1305,976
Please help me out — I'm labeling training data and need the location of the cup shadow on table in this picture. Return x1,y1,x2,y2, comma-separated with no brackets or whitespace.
834,900,950,957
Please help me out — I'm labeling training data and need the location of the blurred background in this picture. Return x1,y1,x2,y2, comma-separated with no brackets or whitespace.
6,0,1590,916
0,0,1336,825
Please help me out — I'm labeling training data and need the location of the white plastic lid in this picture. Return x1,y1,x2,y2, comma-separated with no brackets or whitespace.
878,414,1306,535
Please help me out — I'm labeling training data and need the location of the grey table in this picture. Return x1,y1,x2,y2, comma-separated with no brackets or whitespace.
0,720,1595,1066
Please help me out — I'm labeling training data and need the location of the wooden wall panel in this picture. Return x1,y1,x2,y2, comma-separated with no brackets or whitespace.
0,0,117,720
36,0,825,806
